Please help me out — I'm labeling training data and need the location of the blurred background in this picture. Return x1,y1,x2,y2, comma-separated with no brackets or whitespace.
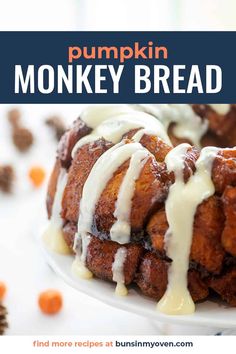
0,0,236,335
0,0,236,31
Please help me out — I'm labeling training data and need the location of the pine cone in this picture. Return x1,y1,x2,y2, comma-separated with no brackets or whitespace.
0,165,15,193
0,304,8,335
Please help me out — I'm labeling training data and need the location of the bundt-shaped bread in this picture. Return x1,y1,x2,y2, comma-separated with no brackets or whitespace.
46,104,236,315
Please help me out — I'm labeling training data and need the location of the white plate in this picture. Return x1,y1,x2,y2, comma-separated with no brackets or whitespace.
40,237,236,330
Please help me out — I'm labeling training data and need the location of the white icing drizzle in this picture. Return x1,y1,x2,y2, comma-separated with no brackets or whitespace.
134,104,208,147
72,110,171,157
80,104,133,129
112,247,128,296
43,169,70,254
110,148,150,244
133,104,174,130
71,256,93,280
46,104,228,306
208,104,230,115
74,141,147,273
157,144,219,315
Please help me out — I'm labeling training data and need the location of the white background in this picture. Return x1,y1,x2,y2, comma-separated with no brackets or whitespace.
0,0,236,31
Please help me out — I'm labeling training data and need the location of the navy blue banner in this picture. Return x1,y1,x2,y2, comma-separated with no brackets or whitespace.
0,31,235,103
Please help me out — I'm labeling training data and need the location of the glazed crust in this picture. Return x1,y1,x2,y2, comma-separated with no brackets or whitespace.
135,253,209,302
94,139,199,238
49,144,236,306
136,253,168,300
46,107,236,307
57,117,92,169
95,154,168,237
192,104,236,147
86,236,143,285
147,196,225,274
209,268,236,306
212,149,236,194
61,139,113,223
123,129,172,162
61,226,209,302
221,187,236,256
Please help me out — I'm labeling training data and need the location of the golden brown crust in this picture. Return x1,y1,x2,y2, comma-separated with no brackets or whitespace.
192,104,236,146
212,149,236,194
95,154,168,237
61,216,233,306
62,221,77,250
86,236,143,285
187,269,209,302
57,117,92,169
62,224,209,302
147,196,225,274
47,107,236,307
136,253,168,300
61,139,113,223
135,253,209,302
123,130,172,162
146,208,166,255
209,268,236,306
191,196,225,274
201,132,226,148
221,187,236,256
139,135,172,162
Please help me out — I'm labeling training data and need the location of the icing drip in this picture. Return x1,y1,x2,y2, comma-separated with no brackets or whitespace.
112,247,128,296
133,104,176,130
110,148,150,244
71,256,93,280
43,169,70,254
157,144,219,315
75,141,146,274
171,105,208,147
208,104,230,115
133,104,208,147
72,110,171,157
